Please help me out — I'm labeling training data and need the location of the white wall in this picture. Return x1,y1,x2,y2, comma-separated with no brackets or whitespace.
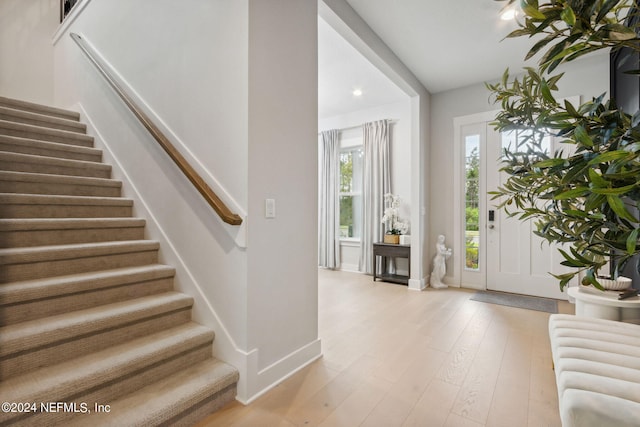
320,100,412,273
0,0,58,104
246,0,320,396
429,52,610,285
52,0,319,403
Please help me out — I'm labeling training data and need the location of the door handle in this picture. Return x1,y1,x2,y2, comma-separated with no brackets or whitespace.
488,224,495,229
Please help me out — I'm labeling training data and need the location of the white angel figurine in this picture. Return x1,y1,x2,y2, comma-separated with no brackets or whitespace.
430,235,452,289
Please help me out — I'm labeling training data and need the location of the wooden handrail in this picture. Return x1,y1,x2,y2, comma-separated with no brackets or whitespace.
70,33,242,226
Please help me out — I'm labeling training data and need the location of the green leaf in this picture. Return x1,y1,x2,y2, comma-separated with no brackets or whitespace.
590,183,637,196
587,150,630,165
564,99,580,117
574,125,594,147
526,35,556,60
561,6,576,26
608,24,637,41
540,79,556,103
582,270,606,291
533,158,565,168
551,272,577,291
520,0,546,19
558,248,586,266
587,169,608,187
607,195,638,222
554,187,590,200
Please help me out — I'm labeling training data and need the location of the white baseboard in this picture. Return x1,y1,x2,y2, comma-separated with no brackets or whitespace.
339,263,360,273
409,276,428,291
237,339,322,404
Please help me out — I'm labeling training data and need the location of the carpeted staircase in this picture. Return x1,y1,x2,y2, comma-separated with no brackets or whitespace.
0,96,239,426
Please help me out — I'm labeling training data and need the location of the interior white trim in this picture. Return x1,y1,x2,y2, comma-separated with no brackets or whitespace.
452,110,498,289
52,0,93,45
238,339,323,405
408,276,427,291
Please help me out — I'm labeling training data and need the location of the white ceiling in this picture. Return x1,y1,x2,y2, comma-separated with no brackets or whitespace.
318,0,536,118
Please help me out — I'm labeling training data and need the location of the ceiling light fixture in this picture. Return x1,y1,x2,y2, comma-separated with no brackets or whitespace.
352,89,363,97
500,8,517,20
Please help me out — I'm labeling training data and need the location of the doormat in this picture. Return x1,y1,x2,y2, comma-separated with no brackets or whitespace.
470,290,558,313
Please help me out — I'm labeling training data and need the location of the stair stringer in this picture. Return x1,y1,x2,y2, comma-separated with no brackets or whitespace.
76,104,254,401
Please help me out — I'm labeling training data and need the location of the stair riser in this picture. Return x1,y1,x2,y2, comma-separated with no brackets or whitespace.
0,159,111,179
0,249,159,283
0,97,80,121
0,226,145,248
0,203,133,219
0,307,192,380
0,181,121,197
5,344,212,426
0,141,102,162
1,277,175,324
0,127,93,148
170,383,238,427
0,113,86,134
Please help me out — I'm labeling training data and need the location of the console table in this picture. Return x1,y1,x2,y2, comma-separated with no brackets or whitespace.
373,242,410,285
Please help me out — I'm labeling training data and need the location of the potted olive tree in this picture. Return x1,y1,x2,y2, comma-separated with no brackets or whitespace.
487,0,640,290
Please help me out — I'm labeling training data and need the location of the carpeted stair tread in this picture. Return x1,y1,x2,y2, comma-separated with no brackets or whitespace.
0,105,87,133
0,119,93,147
0,217,144,232
0,134,102,162
0,291,193,358
0,193,132,207
0,322,214,412
0,170,122,197
0,239,160,282
0,170,120,188
0,239,159,265
0,217,147,248
67,358,239,427
0,96,80,121
0,193,134,219
0,264,176,324
0,264,174,306
0,151,111,178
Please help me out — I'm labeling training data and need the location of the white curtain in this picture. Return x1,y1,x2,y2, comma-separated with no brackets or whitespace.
359,120,390,274
318,129,341,269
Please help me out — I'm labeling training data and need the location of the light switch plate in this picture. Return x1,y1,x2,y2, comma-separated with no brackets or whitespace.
265,198,276,218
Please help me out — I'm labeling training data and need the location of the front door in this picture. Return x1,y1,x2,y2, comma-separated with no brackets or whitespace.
485,127,567,299
458,120,569,300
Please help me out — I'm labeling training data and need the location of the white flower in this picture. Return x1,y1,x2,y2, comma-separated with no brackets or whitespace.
381,193,409,234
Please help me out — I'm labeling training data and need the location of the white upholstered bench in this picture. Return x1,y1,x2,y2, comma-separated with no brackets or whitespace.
548,314,640,426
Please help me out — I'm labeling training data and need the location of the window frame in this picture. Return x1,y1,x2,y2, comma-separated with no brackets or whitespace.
339,145,363,242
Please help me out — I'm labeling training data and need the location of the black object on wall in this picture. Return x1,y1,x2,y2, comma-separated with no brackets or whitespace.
610,3,640,290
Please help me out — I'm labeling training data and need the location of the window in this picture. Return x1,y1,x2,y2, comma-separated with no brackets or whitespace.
339,147,363,239
464,135,480,271
501,129,551,159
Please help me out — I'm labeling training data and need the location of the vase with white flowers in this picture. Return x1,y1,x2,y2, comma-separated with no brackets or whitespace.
381,193,409,244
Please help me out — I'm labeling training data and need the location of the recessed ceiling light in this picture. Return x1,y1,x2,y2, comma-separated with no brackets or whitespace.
352,89,363,97
500,8,517,20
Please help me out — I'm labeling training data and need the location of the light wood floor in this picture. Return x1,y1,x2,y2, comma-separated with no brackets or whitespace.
197,269,574,427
